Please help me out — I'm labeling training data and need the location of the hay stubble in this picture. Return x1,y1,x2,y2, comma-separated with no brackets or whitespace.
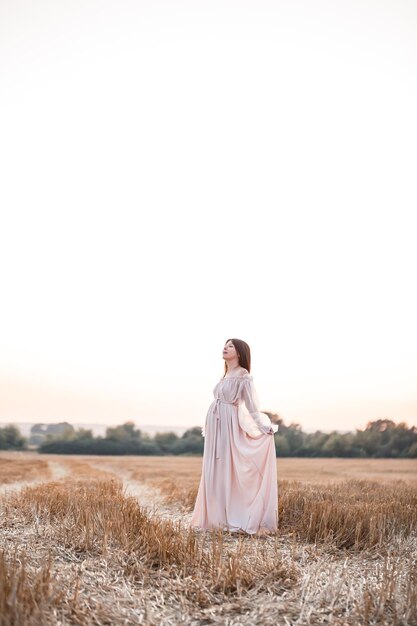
0,453,416,625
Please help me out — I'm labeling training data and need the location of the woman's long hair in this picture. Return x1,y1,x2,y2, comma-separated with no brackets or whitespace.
222,338,251,378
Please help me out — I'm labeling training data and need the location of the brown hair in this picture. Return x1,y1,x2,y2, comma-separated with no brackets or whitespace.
222,338,251,378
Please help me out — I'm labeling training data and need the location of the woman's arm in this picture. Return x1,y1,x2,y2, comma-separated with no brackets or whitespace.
241,377,278,436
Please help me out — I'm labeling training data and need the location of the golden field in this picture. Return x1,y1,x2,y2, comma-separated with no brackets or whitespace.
0,451,416,625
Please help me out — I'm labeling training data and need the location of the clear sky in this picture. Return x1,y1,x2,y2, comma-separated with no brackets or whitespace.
1,0,416,433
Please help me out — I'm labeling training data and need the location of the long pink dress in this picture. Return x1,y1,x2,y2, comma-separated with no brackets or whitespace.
190,373,278,534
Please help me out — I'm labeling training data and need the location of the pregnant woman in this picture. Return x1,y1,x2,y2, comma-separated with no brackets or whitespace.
190,338,278,536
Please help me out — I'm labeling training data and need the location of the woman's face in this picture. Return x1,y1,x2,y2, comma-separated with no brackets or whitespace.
222,340,239,362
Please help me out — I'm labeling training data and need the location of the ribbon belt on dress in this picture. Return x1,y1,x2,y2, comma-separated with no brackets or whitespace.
213,397,238,459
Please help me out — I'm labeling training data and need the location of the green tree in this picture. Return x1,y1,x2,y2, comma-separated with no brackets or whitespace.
154,431,179,453
106,421,142,442
408,442,417,458
355,419,417,458
274,434,290,456
322,432,350,457
281,422,305,455
0,425,26,450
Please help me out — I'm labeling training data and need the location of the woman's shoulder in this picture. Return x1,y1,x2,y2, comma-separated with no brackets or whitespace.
222,367,252,379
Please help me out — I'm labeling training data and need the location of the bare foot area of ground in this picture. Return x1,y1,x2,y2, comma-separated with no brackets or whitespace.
0,458,71,495
87,461,193,526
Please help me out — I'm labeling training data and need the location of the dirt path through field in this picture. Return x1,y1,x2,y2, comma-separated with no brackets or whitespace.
47,459,72,480
87,461,193,526
0,457,72,496
0,455,191,528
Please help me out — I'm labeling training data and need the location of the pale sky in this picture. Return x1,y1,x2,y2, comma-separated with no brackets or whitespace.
1,0,416,433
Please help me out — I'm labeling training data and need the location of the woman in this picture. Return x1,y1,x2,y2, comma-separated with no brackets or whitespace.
190,338,278,536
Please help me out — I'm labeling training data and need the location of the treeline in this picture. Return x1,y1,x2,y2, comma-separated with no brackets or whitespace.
38,422,204,455
1,418,416,457
274,418,417,458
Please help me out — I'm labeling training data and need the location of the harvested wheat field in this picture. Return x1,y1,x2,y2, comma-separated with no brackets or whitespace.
0,452,416,625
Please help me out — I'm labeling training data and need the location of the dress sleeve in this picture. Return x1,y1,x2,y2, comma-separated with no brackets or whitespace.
239,377,279,437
